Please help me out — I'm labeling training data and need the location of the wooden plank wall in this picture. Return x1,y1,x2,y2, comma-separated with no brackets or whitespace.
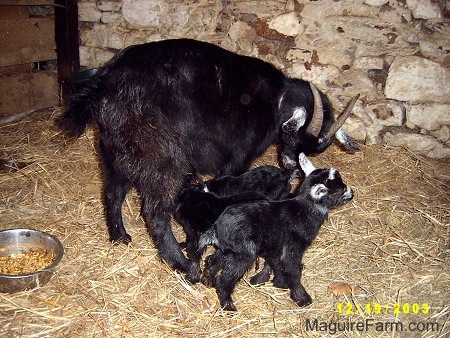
0,1,59,122
0,19,56,66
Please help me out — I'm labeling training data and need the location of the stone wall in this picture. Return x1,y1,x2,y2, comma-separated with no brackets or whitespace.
78,0,450,159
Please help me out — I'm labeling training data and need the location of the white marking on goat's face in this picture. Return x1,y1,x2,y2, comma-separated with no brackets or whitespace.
343,186,353,199
298,153,316,176
282,107,307,133
203,186,210,193
282,154,297,169
335,128,360,152
335,129,347,144
328,168,336,180
310,183,328,200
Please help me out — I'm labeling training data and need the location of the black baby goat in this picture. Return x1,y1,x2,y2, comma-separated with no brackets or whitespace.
204,165,299,199
175,165,299,282
58,38,359,275
199,153,354,311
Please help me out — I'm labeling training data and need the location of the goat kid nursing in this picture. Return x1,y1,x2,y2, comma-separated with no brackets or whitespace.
58,39,359,276
175,165,299,282
199,153,354,311
203,165,300,200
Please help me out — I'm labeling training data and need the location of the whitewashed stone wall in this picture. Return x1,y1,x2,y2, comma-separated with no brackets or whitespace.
78,0,450,159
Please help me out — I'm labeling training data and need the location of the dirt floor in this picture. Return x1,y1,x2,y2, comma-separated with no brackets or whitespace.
0,108,449,337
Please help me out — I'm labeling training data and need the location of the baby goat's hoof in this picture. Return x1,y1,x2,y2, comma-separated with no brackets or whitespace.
185,264,202,284
272,276,289,289
221,301,237,312
291,289,312,307
250,273,269,285
250,271,270,285
110,232,132,245
250,263,271,285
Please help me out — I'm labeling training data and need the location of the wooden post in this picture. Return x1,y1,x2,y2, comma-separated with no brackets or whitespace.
55,0,80,102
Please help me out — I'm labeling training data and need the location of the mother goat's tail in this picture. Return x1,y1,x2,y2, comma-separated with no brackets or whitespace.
57,73,104,138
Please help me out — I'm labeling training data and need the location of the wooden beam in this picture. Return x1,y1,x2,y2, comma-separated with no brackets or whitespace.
0,1,54,5
55,0,80,102
0,5,29,19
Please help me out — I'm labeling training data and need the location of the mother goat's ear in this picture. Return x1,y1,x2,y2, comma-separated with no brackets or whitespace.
282,106,307,134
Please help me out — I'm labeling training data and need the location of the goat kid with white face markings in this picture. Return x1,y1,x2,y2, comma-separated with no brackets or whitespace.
199,153,353,311
175,165,299,282
58,38,358,277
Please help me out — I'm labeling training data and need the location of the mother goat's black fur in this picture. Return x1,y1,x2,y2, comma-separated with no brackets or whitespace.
58,38,356,275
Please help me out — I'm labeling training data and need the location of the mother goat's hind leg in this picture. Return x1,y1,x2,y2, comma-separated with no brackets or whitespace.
101,153,133,244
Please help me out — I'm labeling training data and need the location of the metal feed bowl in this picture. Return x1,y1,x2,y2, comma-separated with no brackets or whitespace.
0,229,64,293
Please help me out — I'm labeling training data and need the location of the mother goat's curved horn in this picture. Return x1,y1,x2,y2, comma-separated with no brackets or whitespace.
306,83,324,138
324,94,360,139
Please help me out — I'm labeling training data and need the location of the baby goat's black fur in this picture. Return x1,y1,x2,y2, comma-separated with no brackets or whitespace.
175,165,298,282
58,38,357,275
199,167,353,311
205,165,299,199
175,190,268,282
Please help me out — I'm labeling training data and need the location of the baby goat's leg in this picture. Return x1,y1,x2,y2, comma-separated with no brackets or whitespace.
202,251,223,286
250,260,271,285
265,257,289,289
214,252,253,311
184,231,203,283
281,252,312,307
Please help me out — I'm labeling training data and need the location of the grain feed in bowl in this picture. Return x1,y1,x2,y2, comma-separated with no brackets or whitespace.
0,250,56,275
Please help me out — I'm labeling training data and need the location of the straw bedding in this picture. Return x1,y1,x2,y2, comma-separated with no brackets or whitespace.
0,108,448,337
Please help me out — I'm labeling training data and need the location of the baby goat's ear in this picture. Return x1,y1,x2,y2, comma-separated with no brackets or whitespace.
299,152,316,176
310,184,329,200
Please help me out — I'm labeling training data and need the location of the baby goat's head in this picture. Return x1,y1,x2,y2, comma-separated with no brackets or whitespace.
298,153,353,208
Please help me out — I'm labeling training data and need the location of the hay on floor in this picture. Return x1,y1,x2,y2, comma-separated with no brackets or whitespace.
0,108,449,337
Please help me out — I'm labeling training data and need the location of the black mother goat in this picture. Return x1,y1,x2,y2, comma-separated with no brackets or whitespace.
58,38,359,274
198,153,354,311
